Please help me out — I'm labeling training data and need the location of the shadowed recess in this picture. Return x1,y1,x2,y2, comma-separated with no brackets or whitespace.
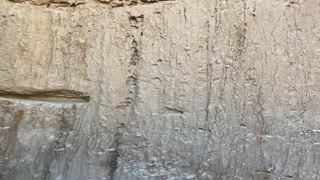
0,87,90,103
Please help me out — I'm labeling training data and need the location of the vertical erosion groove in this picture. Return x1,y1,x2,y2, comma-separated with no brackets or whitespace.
108,123,125,179
126,14,144,118
110,14,144,179
2,110,24,158
205,19,212,130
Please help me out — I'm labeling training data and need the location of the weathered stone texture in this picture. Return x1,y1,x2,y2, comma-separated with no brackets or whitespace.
1,0,320,179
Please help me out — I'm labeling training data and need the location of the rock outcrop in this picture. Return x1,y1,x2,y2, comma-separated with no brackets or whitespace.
1,0,320,179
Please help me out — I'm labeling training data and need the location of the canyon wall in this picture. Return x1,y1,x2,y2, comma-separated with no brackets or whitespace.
1,0,320,179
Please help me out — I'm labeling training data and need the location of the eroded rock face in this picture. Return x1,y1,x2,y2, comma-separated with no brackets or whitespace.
0,0,320,179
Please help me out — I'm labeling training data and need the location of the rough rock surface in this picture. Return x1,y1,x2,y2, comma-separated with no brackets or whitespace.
1,0,320,179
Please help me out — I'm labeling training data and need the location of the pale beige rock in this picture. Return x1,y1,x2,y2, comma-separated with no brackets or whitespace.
0,0,320,179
